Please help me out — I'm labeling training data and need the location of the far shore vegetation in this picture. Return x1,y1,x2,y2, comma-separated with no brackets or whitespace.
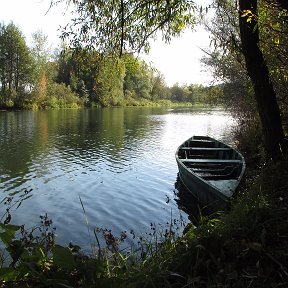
1,0,288,287
0,23,223,111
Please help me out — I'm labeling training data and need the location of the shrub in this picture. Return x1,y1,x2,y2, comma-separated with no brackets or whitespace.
44,83,81,109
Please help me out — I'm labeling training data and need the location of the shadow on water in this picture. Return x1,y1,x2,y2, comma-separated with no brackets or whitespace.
174,174,224,226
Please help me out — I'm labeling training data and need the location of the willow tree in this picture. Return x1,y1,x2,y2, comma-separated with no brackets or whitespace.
57,0,196,55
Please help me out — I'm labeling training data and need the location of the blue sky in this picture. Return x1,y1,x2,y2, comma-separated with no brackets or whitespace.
0,0,213,86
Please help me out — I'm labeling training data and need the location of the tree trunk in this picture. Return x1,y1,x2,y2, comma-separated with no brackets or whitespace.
238,0,287,160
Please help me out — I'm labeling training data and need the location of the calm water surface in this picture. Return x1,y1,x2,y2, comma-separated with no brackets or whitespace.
0,107,236,247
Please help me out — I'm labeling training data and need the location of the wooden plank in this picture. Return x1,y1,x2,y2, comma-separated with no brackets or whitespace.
181,158,242,164
188,163,226,169
201,175,237,180
180,147,230,151
189,139,214,144
191,167,233,173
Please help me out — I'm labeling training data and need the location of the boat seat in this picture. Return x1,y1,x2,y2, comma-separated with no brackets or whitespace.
198,167,239,180
189,139,213,143
186,163,230,169
201,174,237,180
191,166,234,174
188,139,215,148
180,147,230,151
182,159,242,164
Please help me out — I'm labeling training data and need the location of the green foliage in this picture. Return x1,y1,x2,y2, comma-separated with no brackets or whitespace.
202,0,256,118
45,83,81,109
0,24,84,111
0,193,186,287
56,47,100,102
123,55,153,100
170,83,190,102
0,212,91,286
151,71,169,100
169,83,224,105
30,30,51,82
0,21,222,110
0,5,228,111
203,0,288,159
55,48,208,107
257,2,288,114
0,224,20,246
96,57,125,107
0,22,34,108
52,245,76,269
58,0,195,55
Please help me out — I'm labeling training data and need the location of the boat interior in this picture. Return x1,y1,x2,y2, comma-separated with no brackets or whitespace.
178,136,243,181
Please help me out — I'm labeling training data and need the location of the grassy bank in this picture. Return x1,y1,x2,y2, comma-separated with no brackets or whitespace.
122,158,288,287
1,156,288,286
86,98,207,108
121,98,205,108
1,99,207,111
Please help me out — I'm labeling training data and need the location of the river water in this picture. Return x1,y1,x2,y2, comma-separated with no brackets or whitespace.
0,107,236,248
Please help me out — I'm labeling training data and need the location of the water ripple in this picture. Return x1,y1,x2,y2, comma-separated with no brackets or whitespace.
0,107,236,246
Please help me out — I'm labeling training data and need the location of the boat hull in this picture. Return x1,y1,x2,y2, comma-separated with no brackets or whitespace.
176,161,229,210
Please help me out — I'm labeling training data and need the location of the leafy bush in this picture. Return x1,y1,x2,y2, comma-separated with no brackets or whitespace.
44,83,81,109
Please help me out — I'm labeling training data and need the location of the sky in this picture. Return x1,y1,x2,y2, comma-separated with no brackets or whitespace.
0,0,214,87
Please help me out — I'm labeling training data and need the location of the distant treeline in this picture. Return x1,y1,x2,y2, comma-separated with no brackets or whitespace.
0,22,223,110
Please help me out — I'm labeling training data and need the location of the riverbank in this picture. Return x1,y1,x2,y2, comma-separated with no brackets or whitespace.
120,98,206,108
1,156,287,287
119,158,288,287
0,99,208,111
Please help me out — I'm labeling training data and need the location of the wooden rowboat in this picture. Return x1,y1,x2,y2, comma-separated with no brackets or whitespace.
175,136,245,209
